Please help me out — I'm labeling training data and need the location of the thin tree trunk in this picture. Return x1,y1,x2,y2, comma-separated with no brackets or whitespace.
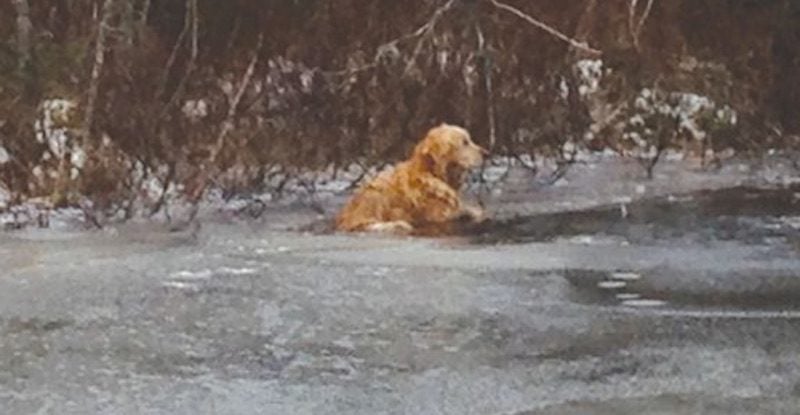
11,0,33,74
159,0,198,116
120,0,135,46
475,22,496,150
84,0,118,143
137,0,152,43
140,0,152,26
189,33,263,205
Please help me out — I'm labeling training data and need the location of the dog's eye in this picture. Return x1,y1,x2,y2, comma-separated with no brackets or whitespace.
461,137,469,146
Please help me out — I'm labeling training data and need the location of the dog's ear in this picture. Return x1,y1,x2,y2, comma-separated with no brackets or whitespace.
414,133,445,173
421,151,437,171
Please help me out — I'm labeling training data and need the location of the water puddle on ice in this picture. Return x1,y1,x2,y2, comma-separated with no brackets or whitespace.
466,185,800,247
564,269,800,319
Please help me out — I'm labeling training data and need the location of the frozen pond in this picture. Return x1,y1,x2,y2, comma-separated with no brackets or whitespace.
1,157,799,414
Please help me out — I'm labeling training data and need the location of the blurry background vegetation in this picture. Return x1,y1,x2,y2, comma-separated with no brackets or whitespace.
0,0,798,218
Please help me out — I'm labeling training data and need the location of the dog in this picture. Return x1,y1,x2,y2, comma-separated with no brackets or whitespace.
336,123,488,235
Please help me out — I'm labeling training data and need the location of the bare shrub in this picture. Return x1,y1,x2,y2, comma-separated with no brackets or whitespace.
0,0,798,225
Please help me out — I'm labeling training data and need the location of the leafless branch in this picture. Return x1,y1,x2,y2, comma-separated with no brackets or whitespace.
473,18,499,202
84,0,119,142
628,0,655,50
403,0,456,76
488,0,602,56
209,33,263,165
79,198,104,229
11,0,32,74
160,0,199,117
190,0,198,59
155,5,190,101
636,0,655,39
326,0,457,79
148,162,176,216
512,153,538,172
139,0,152,26
118,0,136,45
628,0,638,47
475,21,497,150
225,15,242,52
345,161,385,191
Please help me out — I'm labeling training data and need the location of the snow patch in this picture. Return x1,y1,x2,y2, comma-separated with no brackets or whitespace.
780,216,800,230
575,59,603,97
182,99,209,121
0,146,9,164
162,281,198,290
169,269,213,280
35,99,77,159
217,266,258,276
623,88,737,160
0,188,8,209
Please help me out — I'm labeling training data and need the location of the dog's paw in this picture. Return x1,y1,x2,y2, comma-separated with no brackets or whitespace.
366,220,414,234
460,205,487,223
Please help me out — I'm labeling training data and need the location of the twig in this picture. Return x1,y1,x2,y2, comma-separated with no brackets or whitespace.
225,14,242,52
345,161,375,191
475,21,496,150
628,0,639,49
116,156,146,220
542,166,569,185
189,0,198,59
325,0,457,79
11,0,32,75
471,14,499,202
139,0,151,26
160,0,199,118
628,0,655,50
79,200,104,229
84,0,118,142
186,32,262,204
636,0,655,42
209,33,263,164
403,0,456,76
148,162,175,216
512,153,539,172
155,2,189,101
488,0,602,56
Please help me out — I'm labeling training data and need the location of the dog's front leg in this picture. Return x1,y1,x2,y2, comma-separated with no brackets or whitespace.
458,204,487,223
416,176,463,222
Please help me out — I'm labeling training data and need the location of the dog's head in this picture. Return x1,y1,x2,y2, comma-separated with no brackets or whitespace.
412,124,488,181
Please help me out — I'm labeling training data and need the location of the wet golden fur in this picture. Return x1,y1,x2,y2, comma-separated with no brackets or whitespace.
336,124,487,234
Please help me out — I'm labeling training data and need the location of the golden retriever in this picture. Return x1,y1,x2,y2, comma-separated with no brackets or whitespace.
336,123,488,234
